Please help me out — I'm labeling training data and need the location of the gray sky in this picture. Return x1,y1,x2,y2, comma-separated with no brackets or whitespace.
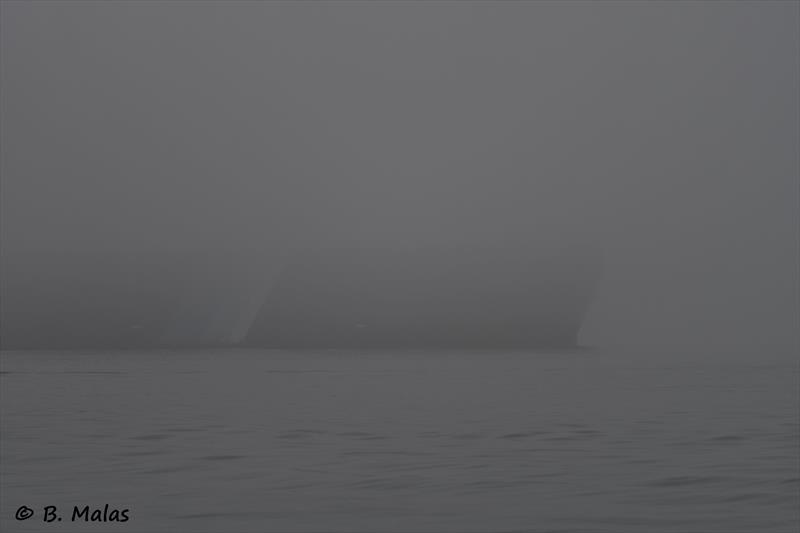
1,1,797,354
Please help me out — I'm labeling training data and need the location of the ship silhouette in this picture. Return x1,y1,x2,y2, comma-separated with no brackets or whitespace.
1,242,601,350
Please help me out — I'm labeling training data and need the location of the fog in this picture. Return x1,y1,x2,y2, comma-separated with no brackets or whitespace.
1,1,797,354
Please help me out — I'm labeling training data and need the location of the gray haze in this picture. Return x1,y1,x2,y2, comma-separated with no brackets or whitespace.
1,1,798,354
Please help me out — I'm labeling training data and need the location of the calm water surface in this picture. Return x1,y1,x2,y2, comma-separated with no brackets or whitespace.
1,349,797,532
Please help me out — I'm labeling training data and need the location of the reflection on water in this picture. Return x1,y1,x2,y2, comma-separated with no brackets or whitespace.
1,349,798,532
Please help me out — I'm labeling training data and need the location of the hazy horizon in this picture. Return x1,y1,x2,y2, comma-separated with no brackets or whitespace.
1,0,798,354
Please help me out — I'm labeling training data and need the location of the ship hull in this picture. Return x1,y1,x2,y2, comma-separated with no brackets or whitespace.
0,251,267,350
1,246,599,350
244,246,599,349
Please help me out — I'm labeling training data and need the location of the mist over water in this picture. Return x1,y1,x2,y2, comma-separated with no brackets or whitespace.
2,1,798,353
1,2,798,533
